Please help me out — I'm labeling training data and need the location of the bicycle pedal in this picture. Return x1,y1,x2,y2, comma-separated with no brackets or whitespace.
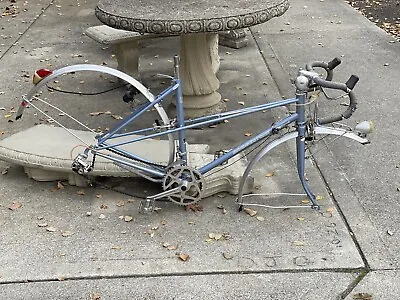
139,198,155,214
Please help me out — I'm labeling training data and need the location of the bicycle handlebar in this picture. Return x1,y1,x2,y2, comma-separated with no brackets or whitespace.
305,58,359,125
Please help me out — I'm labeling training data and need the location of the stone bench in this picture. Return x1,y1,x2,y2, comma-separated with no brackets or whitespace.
85,25,172,79
0,125,253,196
85,25,247,78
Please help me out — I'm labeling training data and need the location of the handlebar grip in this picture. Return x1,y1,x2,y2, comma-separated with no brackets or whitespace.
327,58,341,70
313,76,359,125
346,75,359,90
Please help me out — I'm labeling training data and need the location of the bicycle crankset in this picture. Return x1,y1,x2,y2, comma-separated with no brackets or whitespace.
162,166,205,206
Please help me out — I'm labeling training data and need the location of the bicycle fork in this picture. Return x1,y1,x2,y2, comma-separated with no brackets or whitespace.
295,85,319,209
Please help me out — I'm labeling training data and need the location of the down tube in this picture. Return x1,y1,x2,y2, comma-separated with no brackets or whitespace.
198,113,298,174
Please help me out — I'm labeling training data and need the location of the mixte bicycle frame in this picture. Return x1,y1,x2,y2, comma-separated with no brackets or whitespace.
16,56,371,212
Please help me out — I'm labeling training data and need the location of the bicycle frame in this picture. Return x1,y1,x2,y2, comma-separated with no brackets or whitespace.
17,56,371,211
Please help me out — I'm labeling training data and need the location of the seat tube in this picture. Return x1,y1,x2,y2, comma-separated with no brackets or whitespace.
174,56,188,164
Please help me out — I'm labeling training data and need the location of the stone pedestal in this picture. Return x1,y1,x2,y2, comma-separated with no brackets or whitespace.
179,33,226,118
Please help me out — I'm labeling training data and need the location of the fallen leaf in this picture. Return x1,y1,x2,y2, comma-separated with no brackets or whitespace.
256,216,265,221
387,230,394,236
77,189,85,195
208,233,216,239
111,246,121,250
238,101,245,105
316,195,324,201
98,214,106,219
223,252,234,260
297,217,305,221
61,230,75,237
1,168,8,175
57,181,65,190
37,222,48,227
8,202,22,211
161,219,168,225
326,207,335,213
89,292,101,300
186,203,203,212
177,253,190,262
111,114,123,120
124,216,133,222
301,199,310,204
243,207,257,217
214,233,223,241
95,194,103,199
100,204,108,209
244,132,252,137
89,111,104,116
292,241,306,246
162,242,170,248
265,172,275,177
46,226,57,232
167,244,178,251
352,293,372,300
116,200,125,207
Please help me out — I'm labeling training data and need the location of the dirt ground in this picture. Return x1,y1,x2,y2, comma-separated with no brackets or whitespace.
347,0,400,40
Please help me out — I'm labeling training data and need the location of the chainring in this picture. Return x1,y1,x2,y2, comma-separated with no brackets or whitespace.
162,166,205,206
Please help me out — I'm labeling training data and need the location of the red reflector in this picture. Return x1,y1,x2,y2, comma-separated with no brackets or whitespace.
36,69,53,78
21,100,28,107
33,68,53,84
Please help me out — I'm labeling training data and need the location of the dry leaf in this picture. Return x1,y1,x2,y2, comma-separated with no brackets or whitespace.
161,219,168,225
243,207,257,217
301,199,310,204
57,181,65,190
177,253,190,262
238,101,245,105
61,230,75,237
116,200,125,207
352,293,372,300
89,292,101,300
37,222,48,227
256,216,265,221
326,207,335,213
96,194,103,199
98,214,106,219
265,172,275,177
316,195,324,201
297,217,305,221
167,244,178,251
77,189,85,195
292,241,306,246
162,242,170,248
100,204,108,209
111,246,121,250
46,226,57,232
89,111,104,116
244,132,252,137
9,202,22,211
111,114,123,120
186,203,203,212
214,233,223,241
124,216,133,222
223,252,234,260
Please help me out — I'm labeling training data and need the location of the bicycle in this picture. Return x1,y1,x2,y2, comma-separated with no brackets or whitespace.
15,55,372,213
